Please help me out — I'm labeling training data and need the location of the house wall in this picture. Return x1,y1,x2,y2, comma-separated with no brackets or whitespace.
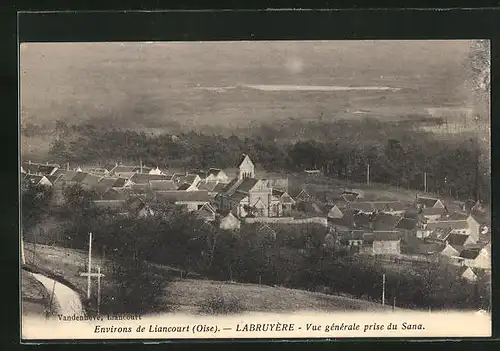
461,268,478,282
176,201,209,211
372,240,400,255
238,159,255,179
244,216,328,226
423,214,442,222
466,216,481,243
465,249,491,269
384,210,405,216
440,244,460,257
328,206,344,219
434,200,446,209
206,172,229,183
220,216,241,230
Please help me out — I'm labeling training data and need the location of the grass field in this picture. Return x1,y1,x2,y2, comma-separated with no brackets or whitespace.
22,243,396,314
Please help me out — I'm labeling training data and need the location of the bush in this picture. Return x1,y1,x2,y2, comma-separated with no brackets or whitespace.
198,290,244,315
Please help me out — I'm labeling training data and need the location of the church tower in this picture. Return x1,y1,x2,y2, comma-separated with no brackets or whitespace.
237,153,255,180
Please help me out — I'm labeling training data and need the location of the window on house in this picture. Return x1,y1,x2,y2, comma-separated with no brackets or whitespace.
197,204,203,210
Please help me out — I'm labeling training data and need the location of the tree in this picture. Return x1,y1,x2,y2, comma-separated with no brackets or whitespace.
21,180,54,234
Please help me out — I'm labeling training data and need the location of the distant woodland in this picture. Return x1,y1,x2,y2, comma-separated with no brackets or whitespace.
21,116,490,204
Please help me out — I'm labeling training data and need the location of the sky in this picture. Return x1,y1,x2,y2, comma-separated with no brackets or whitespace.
20,40,480,130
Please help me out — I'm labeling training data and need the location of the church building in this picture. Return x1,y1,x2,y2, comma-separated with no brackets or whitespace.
217,154,282,218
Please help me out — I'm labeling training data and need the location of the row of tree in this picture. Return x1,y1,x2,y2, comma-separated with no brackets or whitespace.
45,118,490,203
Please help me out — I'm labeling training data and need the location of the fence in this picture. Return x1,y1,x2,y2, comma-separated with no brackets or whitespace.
244,216,328,227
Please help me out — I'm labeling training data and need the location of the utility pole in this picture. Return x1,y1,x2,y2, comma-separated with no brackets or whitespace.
21,232,25,265
32,230,37,265
382,274,386,306
97,266,101,316
87,233,92,299
424,172,427,193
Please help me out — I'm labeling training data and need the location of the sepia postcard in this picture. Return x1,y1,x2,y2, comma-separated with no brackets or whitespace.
20,39,491,341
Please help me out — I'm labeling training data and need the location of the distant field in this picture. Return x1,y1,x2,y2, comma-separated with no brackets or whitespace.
20,41,475,130
22,243,396,314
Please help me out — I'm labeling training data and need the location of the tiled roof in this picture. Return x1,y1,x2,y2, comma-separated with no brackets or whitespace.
416,196,439,208
45,175,61,184
372,213,402,231
176,174,199,185
130,183,150,193
272,189,285,197
129,173,170,184
396,218,418,230
177,183,191,191
212,182,228,193
372,231,402,242
111,165,137,174
198,180,219,191
132,166,152,173
37,164,58,174
23,174,43,184
234,178,259,193
228,191,248,202
237,154,254,168
81,174,102,186
51,169,68,178
339,230,365,241
349,202,375,213
149,180,178,191
446,233,468,247
71,172,89,182
426,220,468,231
428,228,453,241
458,266,476,277
220,178,239,194
156,190,211,202
342,193,358,202
353,213,372,229
58,170,78,181
21,163,40,174
103,163,117,172
95,177,118,192
112,178,127,188
208,168,223,176
422,207,447,216
459,247,482,260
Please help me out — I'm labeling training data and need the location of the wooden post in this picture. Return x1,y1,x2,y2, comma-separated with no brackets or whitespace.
367,163,370,186
32,230,37,265
97,266,101,316
87,232,92,300
48,279,56,317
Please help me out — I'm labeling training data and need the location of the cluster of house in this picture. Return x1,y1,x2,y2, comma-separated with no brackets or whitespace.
21,155,299,225
323,191,491,281
21,156,491,281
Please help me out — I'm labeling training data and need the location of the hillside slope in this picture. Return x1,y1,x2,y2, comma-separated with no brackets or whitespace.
22,243,395,314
